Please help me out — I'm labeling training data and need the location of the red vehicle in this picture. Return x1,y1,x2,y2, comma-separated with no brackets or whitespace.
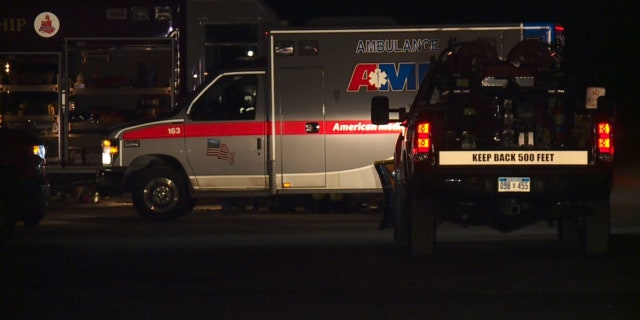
0,125,49,236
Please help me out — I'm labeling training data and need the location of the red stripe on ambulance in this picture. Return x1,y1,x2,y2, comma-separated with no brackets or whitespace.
122,120,402,140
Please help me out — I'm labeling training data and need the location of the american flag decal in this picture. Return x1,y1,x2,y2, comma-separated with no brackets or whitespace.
206,139,235,165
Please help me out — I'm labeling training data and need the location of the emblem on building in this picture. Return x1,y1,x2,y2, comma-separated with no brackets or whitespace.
34,12,59,38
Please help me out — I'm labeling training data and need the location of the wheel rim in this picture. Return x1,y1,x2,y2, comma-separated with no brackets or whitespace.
142,177,179,214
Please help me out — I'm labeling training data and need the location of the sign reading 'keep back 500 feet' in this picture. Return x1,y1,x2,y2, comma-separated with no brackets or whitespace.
439,151,588,166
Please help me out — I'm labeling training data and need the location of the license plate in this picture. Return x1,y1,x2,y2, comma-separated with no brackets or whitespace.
498,177,530,192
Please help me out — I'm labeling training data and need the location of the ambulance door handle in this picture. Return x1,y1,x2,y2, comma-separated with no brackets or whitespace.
257,137,262,150
305,122,320,133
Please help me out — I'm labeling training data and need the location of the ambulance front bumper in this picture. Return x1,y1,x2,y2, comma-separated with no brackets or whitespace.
95,166,127,196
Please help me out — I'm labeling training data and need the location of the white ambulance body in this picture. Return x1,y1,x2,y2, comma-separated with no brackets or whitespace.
98,23,561,219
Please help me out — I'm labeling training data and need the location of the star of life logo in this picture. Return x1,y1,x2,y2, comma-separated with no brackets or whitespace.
369,69,388,89
347,62,431,92
34,12,59,38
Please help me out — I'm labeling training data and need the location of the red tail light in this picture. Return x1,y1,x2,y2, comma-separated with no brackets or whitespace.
597,122,614,160
413,122,431,154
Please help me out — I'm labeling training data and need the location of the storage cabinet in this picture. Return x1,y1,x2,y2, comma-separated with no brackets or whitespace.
2,39,176,166
0,53,61,162
65,38,176,165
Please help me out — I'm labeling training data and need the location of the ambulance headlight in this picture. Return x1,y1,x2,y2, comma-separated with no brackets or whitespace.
101,139,118,165
32,144,46,174
33,144,46,160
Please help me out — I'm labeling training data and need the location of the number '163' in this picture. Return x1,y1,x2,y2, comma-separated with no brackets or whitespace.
167,127,181,135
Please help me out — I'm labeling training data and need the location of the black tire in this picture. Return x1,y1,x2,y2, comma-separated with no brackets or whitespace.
584,199,610,254
557,218,581,249
22,209,45,227
1,168,22,238
408,184,436,255
131,166,189,221
188,198,198,212
393,181,410,249
21,180,46,227
557,199,610,254
0,199,18,240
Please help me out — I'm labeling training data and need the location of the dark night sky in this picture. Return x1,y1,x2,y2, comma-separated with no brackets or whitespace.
264,0,638,113
264,1,633,26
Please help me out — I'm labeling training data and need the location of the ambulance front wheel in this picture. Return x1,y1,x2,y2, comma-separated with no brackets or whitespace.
132,166,189,221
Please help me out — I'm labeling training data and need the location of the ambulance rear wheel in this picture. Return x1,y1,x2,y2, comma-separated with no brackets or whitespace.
132,166,189,221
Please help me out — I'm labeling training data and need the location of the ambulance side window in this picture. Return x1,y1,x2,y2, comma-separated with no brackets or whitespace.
190,74,257,121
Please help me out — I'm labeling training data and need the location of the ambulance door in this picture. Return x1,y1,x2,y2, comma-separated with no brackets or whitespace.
184,71,267,191
277,67,326,188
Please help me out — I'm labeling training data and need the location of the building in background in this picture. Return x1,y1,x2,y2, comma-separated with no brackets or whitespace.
0,0,282,169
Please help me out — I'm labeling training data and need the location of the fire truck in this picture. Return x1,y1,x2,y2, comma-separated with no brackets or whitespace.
0,0,281,193
95,23,566,220
371,26,615,255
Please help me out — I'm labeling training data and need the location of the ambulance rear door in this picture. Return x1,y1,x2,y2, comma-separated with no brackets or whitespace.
274,66,327,189
270,25,332,190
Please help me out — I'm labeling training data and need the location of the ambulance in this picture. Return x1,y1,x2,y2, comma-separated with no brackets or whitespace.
97,23,565,220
